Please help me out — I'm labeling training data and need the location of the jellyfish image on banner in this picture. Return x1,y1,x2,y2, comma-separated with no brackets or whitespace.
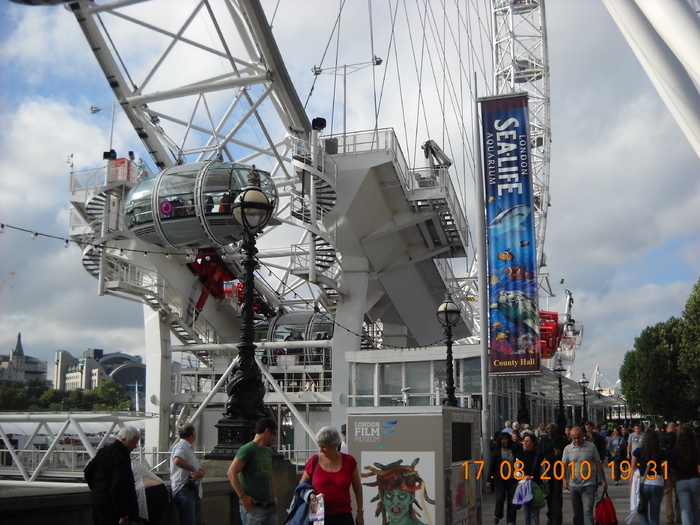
362,458,435,525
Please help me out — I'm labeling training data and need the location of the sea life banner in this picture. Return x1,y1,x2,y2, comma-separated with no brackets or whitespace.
480,94,540,374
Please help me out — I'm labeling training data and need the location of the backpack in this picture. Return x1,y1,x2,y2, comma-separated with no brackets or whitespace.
594,490,618,525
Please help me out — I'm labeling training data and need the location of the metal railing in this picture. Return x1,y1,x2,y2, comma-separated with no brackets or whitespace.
0,413,154,483
98,254,222,346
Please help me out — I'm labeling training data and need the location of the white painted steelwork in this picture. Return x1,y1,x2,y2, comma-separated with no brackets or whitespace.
603,0,700,158
0,413,152,483
492,0,553,284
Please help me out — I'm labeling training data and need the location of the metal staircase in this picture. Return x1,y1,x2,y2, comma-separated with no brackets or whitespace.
288,139,342,310
69,162,224,351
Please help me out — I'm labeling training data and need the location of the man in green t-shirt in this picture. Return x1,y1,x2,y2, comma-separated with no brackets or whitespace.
227,418,278,525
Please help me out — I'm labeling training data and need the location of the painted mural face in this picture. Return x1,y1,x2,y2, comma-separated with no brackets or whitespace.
382,488,416,523
362,458,434,525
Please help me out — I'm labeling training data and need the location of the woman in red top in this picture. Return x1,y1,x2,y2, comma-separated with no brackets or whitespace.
301,426,364,525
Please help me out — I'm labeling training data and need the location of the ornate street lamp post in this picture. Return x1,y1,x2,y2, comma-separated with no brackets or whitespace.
579,373,589,427
554,357,567,436
437,292,460,407
207,167,274,459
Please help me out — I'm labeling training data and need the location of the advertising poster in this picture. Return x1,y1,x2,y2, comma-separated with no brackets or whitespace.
445,465,481,525
480,94,540,374
360,451,436,525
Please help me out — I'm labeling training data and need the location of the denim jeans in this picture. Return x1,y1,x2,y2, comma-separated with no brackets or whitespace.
523,501,541,525
569,484,596,525
676,477,700,525
239,504,278,525
173,487,203,525
638,484,664,525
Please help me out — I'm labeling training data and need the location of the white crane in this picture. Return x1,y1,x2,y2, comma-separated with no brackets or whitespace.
0,272,14,294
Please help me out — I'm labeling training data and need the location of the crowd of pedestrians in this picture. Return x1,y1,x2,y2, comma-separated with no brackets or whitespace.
80,417,699,525
485,420,700,525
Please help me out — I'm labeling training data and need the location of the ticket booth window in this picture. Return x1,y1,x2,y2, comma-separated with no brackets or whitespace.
380,363,402,395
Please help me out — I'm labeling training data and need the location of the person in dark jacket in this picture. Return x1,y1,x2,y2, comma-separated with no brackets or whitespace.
538,424,568,525
84,426,141,525
487,432,519,525
517,434,544,525
584,421,607,486
659,422,681,524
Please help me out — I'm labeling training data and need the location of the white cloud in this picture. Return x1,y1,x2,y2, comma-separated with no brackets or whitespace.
1,0,698,391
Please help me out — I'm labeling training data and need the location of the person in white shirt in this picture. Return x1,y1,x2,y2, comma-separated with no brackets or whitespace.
340,424,348,454
170,424,205,525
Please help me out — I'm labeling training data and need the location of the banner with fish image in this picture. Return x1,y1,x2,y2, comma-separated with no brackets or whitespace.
480,94,540,374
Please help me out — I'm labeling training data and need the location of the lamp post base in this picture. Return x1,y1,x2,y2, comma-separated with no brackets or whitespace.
205,418,258,460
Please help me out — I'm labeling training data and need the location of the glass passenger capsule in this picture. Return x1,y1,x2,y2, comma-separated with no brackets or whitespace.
123,161,277,248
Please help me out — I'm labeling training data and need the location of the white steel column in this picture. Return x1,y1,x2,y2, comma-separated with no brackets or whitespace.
330,256,369,431
604,0,700,158
143,305,172,452
634,0,700,86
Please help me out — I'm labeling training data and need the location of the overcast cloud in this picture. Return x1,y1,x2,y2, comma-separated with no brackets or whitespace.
0,0,698,389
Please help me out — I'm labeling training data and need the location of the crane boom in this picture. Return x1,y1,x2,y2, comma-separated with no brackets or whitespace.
0,272,15,293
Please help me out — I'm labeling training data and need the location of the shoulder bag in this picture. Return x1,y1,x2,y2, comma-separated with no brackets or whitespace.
637,461,652,515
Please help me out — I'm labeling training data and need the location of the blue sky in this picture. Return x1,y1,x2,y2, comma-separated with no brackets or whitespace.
0,0,699,390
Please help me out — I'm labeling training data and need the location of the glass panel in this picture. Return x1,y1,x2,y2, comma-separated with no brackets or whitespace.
202,167,232,215
272,322,307,343
124,177,155,227
462,358,481,393
310,314,334,340
410,396,431,406
158,169,198,220
434,360,446,392
356,363,374,395
405,361,430,393
379,363,402,395
355,397,374,407
254,320,271,343
380,396,398,406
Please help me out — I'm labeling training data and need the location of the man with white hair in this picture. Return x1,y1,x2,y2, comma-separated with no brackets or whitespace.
84,426,141,525
171,423,206,525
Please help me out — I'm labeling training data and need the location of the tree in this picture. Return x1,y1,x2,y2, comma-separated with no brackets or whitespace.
619,278,700,423
679,278,700,410
90,381,132,411
0,378,132,411
0,381,29,411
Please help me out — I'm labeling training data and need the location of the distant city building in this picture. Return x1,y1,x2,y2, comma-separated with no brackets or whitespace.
0,333,48,384
54,349,146,405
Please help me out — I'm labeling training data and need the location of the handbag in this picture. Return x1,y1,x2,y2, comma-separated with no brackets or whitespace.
595,490,618,525
531,482,545,507
512,478,534,505
636,462,652,515
512,451,544,507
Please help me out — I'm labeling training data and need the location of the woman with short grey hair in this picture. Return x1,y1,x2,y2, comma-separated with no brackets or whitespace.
300,426,364,524
315,426,341,450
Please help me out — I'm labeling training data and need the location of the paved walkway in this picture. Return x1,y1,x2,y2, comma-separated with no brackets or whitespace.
480,481,676,525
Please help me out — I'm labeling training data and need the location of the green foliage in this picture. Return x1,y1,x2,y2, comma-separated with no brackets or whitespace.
0,379,133,412
680,279,700,406
619,278,700,423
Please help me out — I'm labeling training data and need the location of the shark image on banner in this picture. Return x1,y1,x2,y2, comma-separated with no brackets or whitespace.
486,205,532,236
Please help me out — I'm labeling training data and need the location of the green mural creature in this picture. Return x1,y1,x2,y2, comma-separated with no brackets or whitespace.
362,458,435,525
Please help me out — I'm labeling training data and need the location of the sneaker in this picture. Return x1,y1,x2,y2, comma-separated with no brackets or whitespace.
493,519,500,525
614,480,619,485
563,489,570,494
